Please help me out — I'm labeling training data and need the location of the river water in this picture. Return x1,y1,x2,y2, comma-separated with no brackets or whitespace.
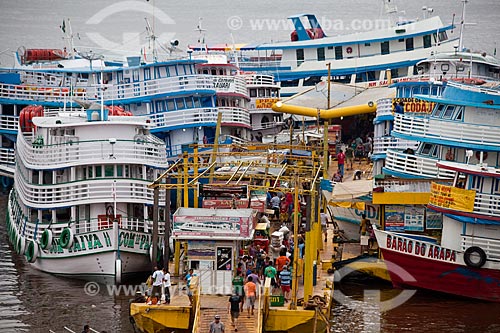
1,191,500,332
1,0,500,331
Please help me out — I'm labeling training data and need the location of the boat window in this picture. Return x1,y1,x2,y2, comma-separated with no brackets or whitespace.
334,46,343,60
441,64,450,72
406,38,414,51
144,68,151,80
391,68,398,78
304,76,322,86
296,49,304,66
186,97,194,108
398,38,404,43
454,107,464,121
381,41,390,55
176,98,185,109
280,79,300,87
456,64,465,72
95,166,102,178
438,31,448,42
423,35,432,48
443,105,455,119
433,33,438,44
327,46,333,50
32,171,39,184
167,100,175,110
494,179,500,194
194,97,202,108
105,165,114,177
117,165,123,177
470,175,483,192
317,48,325,61
433,104,445,117
365,42,371,46
250,89,257,97
258,89,265,97
132,70,140,82
421,143,434,155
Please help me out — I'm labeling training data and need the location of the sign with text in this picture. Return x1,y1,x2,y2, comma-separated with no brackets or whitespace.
393,97,436,114
384,205,405,231
404,206,425,232
256,98,280,109
429,183,476,213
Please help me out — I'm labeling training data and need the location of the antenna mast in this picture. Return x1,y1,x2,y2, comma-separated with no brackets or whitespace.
458,0,468,51
145,18,158,62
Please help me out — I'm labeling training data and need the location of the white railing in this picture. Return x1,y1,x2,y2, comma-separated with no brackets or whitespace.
0,83,86,102
244,74,277,87
251,121,284,131
384,149,455,179
14,175,161,209
372,136,418,155
87,75,214,102
376,98,394,117
374,178,432,193
0,147,15,165
149,107,218,129
473,192,500,217
447,81,500,96
462,235,500,261
0,115,20,131
211,75,248,96
393,114,500,147
219,107,251,127
16,135,168,169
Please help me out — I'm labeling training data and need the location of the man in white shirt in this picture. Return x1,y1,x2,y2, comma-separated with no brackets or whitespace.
151,266,164,302
162,267,171,304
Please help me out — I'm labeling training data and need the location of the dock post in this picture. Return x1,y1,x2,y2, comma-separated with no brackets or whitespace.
291,175,300,310
152,187,159,268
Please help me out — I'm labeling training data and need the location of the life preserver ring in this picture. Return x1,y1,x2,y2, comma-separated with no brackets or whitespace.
346,47,353,54
284,117,295,129
463,246,487,268
475,151,488,161
59,227,74,249
40,229,53,250
25,240,39,263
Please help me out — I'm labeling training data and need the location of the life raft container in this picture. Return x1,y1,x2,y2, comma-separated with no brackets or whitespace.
19,105,44,132
450,78,486,85
106,106,132,116
59,227,74,249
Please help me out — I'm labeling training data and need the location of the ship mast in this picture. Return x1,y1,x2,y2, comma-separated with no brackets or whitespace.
458,0,468,51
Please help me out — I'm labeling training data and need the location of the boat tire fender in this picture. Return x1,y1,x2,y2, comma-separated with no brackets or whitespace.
464,246,487,268
59,228,74,249
40,229,53,250
26,240,39,263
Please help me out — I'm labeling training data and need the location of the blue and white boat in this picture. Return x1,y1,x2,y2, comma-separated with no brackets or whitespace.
6,105,169,283
189,1,461,97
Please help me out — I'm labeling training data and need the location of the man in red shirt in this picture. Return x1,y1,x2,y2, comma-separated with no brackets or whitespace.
275,248,291,272
337,149,346,178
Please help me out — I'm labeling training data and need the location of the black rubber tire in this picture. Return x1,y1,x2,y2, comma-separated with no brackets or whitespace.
464,246,487,268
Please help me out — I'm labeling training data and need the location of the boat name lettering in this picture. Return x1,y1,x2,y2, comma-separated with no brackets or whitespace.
213,77,235,89
68,233,107,253
119,231,151,249
386,235,456,262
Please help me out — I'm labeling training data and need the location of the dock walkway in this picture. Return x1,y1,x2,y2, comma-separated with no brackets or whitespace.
195,295,260,333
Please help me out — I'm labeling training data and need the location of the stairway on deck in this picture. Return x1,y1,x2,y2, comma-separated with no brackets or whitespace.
197,295,259,333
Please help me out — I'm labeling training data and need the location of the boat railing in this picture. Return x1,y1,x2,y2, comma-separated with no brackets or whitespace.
16,135,168,168
219,107,251,127
0,147,15,165
375,98,394,117
462,234,500,261
243,74,277,87
0,83,87,102
372,136,418,155
472,192,500,218
384,149,455,178
149,107,218,130
87,75,215,102
251,120,285,131
393,114,500,148
373,178,432,192
14,174,164,209
447,81,500,95
0,114,20,132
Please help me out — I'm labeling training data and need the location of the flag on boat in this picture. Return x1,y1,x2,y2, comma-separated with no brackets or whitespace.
60,19,66,33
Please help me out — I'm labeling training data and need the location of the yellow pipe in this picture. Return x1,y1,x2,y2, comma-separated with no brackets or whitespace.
272,101,376,119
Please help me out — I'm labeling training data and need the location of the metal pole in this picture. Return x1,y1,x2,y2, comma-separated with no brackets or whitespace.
152,187,159,268
164,178,171,269
291,174,300,310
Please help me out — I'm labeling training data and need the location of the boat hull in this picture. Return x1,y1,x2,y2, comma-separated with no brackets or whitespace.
374,228,500,302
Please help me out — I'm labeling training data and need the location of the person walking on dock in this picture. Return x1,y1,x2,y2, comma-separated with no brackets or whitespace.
244,276,257,317
228,293,243,331
279,265,292,302
209,315,225,333
337,149,346,177
162,267,171,304
151,266,164,303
